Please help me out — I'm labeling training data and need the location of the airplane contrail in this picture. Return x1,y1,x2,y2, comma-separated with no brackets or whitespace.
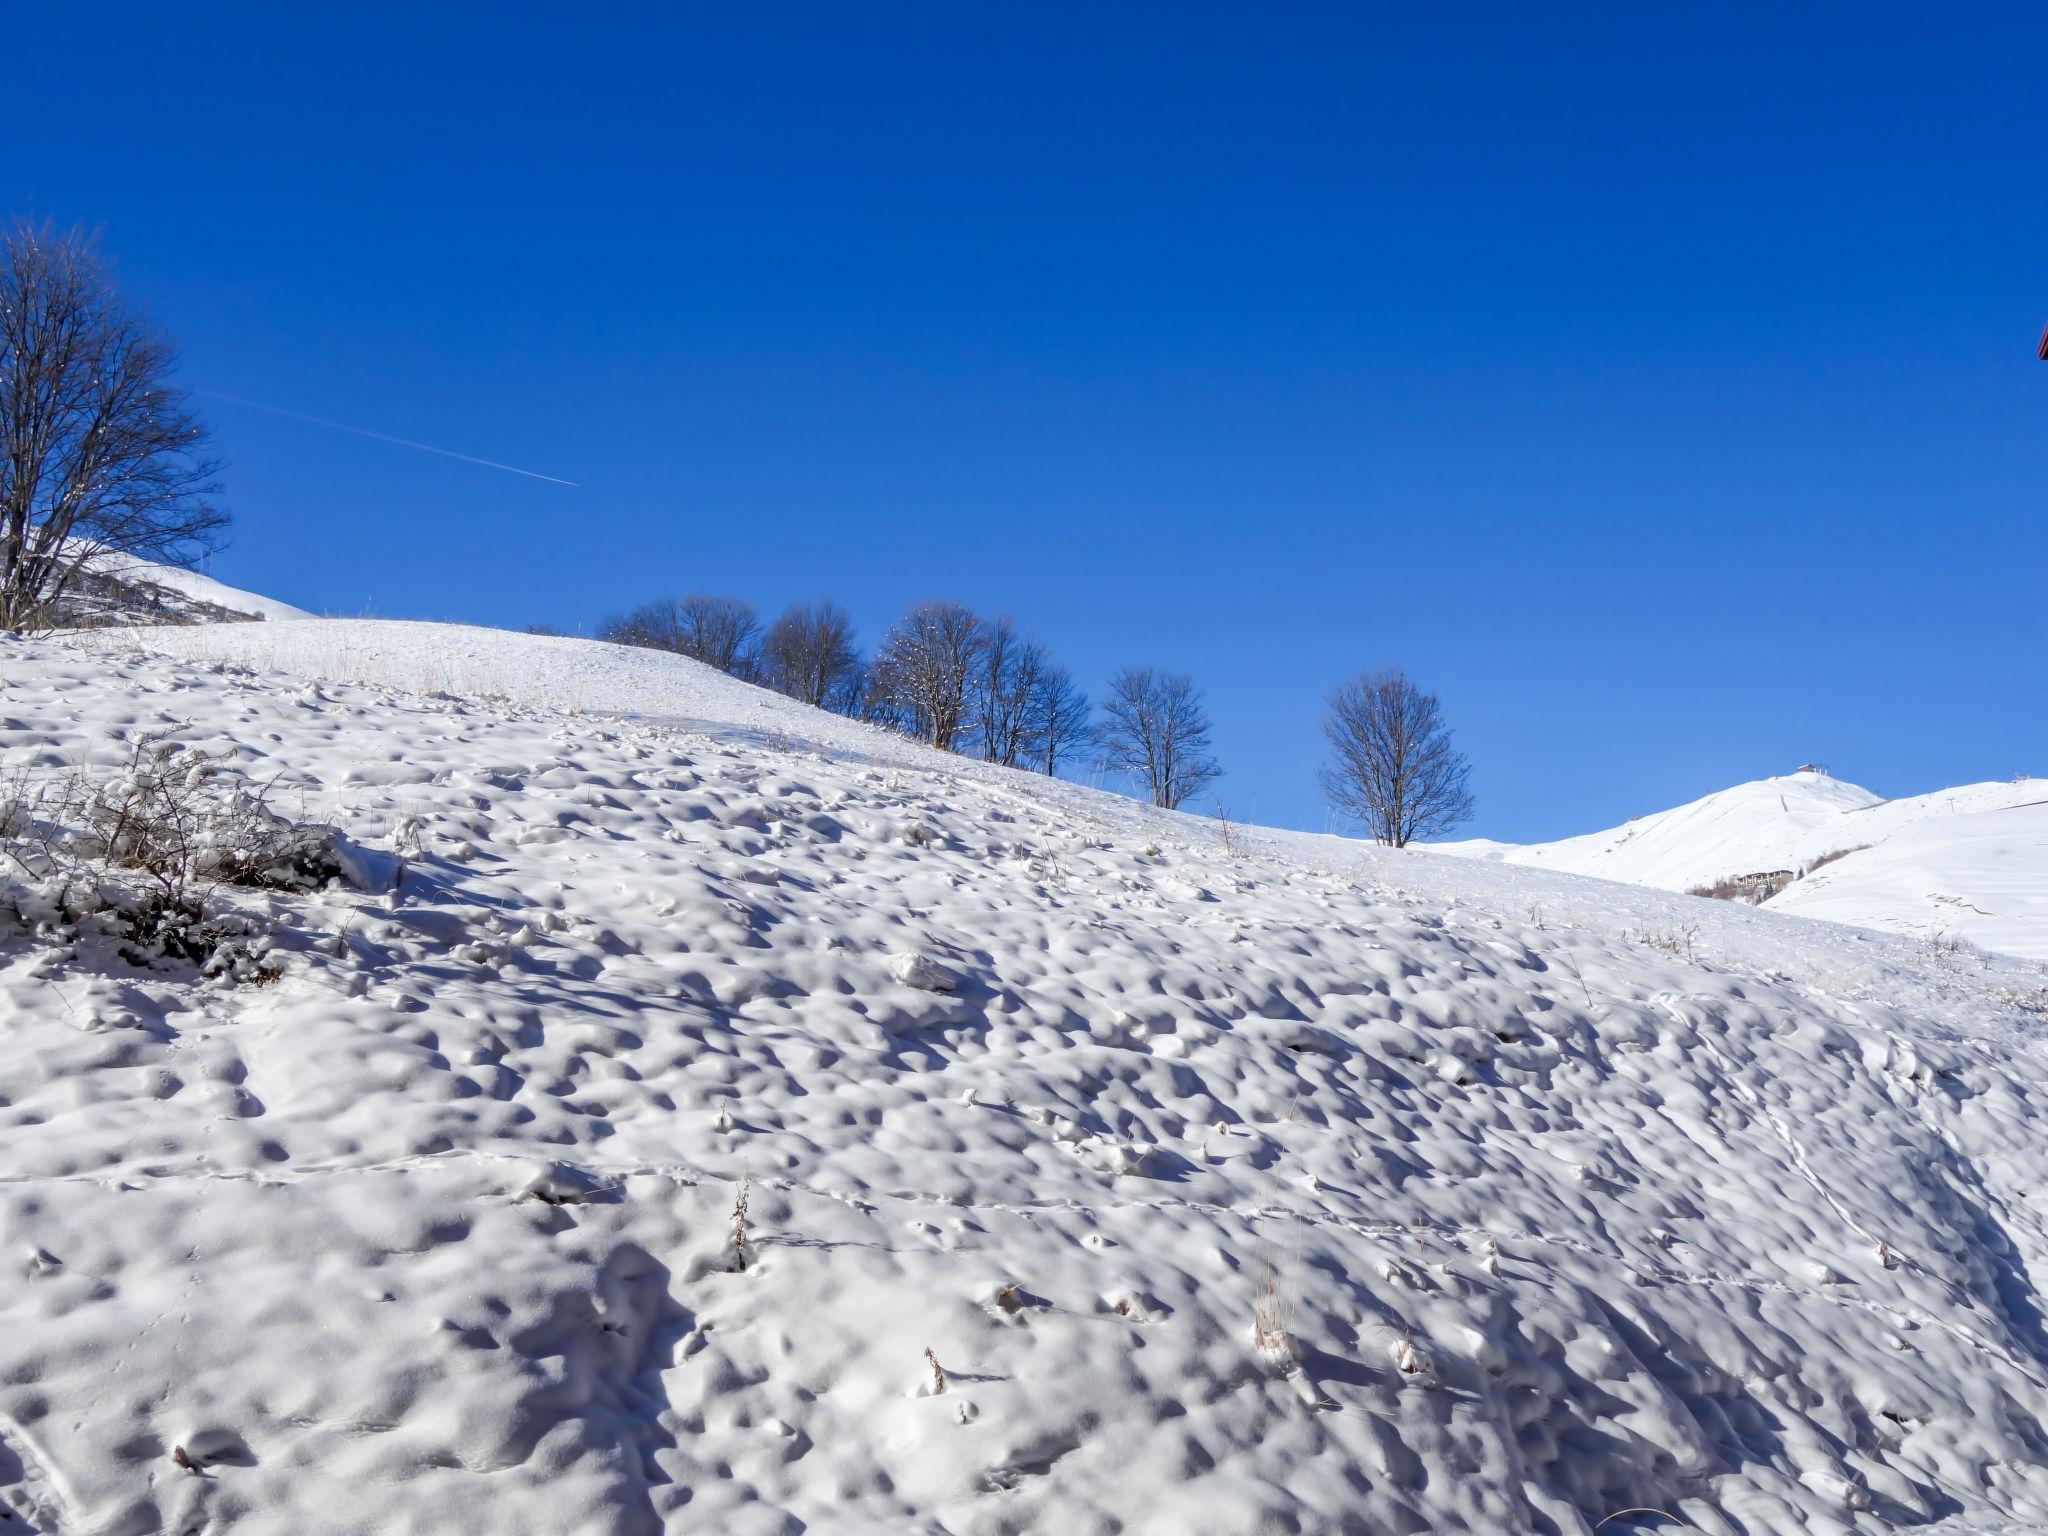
198,389,579,487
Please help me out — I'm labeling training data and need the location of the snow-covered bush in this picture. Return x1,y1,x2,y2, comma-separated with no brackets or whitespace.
0,734,356,975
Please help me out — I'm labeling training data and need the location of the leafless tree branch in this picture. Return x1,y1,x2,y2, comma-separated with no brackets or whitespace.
0,220,227,630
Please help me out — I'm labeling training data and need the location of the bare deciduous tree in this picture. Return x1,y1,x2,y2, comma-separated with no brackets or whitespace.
598,593,761,675
0,221,227,630
971,615,1052,767
762,599,860,709
1319,668,1473,846
1028,663,1089,777
1095,666,1220,809
870,600,984,750
597,597,684,652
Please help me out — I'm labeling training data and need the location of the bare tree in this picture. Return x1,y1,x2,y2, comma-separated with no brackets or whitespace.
1027,663,1089,777
598,596,685,651
1319,669,1474,846
674,593,760,674
762,599,860,708
0,221,227,629
856,662,903,731
598,593,760,675
870,600,984,749
970,615,1053,766
1094,666,1220,809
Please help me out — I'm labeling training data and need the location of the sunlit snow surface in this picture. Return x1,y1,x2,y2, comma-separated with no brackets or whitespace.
3,619,2047,1535
1437,772,2048,963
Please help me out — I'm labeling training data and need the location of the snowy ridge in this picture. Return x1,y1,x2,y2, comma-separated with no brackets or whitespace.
2,621,2047,1535
1437,772,2048,961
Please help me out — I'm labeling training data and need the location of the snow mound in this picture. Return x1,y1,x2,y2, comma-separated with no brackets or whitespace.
1438,771,2048,961
1,623,2046,1535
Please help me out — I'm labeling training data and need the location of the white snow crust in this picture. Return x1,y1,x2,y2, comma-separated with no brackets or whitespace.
3,618,2048,1535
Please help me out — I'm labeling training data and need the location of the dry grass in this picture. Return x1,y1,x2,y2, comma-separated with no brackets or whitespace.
1627,924,1699,962
1997,985,2048,1020
727,1173,752,1273
1251,1232,1292,1353
1926,930,1983,968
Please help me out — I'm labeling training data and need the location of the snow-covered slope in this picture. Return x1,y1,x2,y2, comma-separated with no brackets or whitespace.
1771,798,2048,965
1438,772,2048,961
98,555,313,622
4,621,2048,1536
1435,773,1884,890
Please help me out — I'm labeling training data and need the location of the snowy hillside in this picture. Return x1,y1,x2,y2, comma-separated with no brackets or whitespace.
39,555,313,628
5,619,2048,1536
1438,772,2048,961
98,556,313,623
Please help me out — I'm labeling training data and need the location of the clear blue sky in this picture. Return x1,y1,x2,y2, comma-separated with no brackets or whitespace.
7,5,2043,839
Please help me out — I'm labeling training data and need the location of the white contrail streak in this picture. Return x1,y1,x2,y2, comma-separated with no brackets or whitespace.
198,390,579,487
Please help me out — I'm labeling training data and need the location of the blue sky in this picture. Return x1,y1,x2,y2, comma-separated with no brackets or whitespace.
7,5,2044,839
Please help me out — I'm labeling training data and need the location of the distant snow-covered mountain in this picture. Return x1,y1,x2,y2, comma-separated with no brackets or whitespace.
1436,770,2048,960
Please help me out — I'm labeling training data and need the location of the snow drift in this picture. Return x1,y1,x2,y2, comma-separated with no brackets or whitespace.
2,620,2046,1536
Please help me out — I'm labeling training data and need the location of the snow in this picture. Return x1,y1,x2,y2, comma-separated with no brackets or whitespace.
1771,798,2048,964
96,555,313,622
3,617,2048,1534
1436,772,2048,961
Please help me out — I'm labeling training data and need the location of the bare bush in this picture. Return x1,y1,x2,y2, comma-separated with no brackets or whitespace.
1927,931,1983,969
0,221,228,630
761,599,861,710
0,736,352,975
1318,669,1473,847
1095,666,1220,810
598,594,761,675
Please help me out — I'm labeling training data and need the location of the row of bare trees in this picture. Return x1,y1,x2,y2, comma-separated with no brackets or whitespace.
867,602,1096,774
3,220,1474,844
598,590,1472,839
599,594,1096,776
598,593,1230,805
